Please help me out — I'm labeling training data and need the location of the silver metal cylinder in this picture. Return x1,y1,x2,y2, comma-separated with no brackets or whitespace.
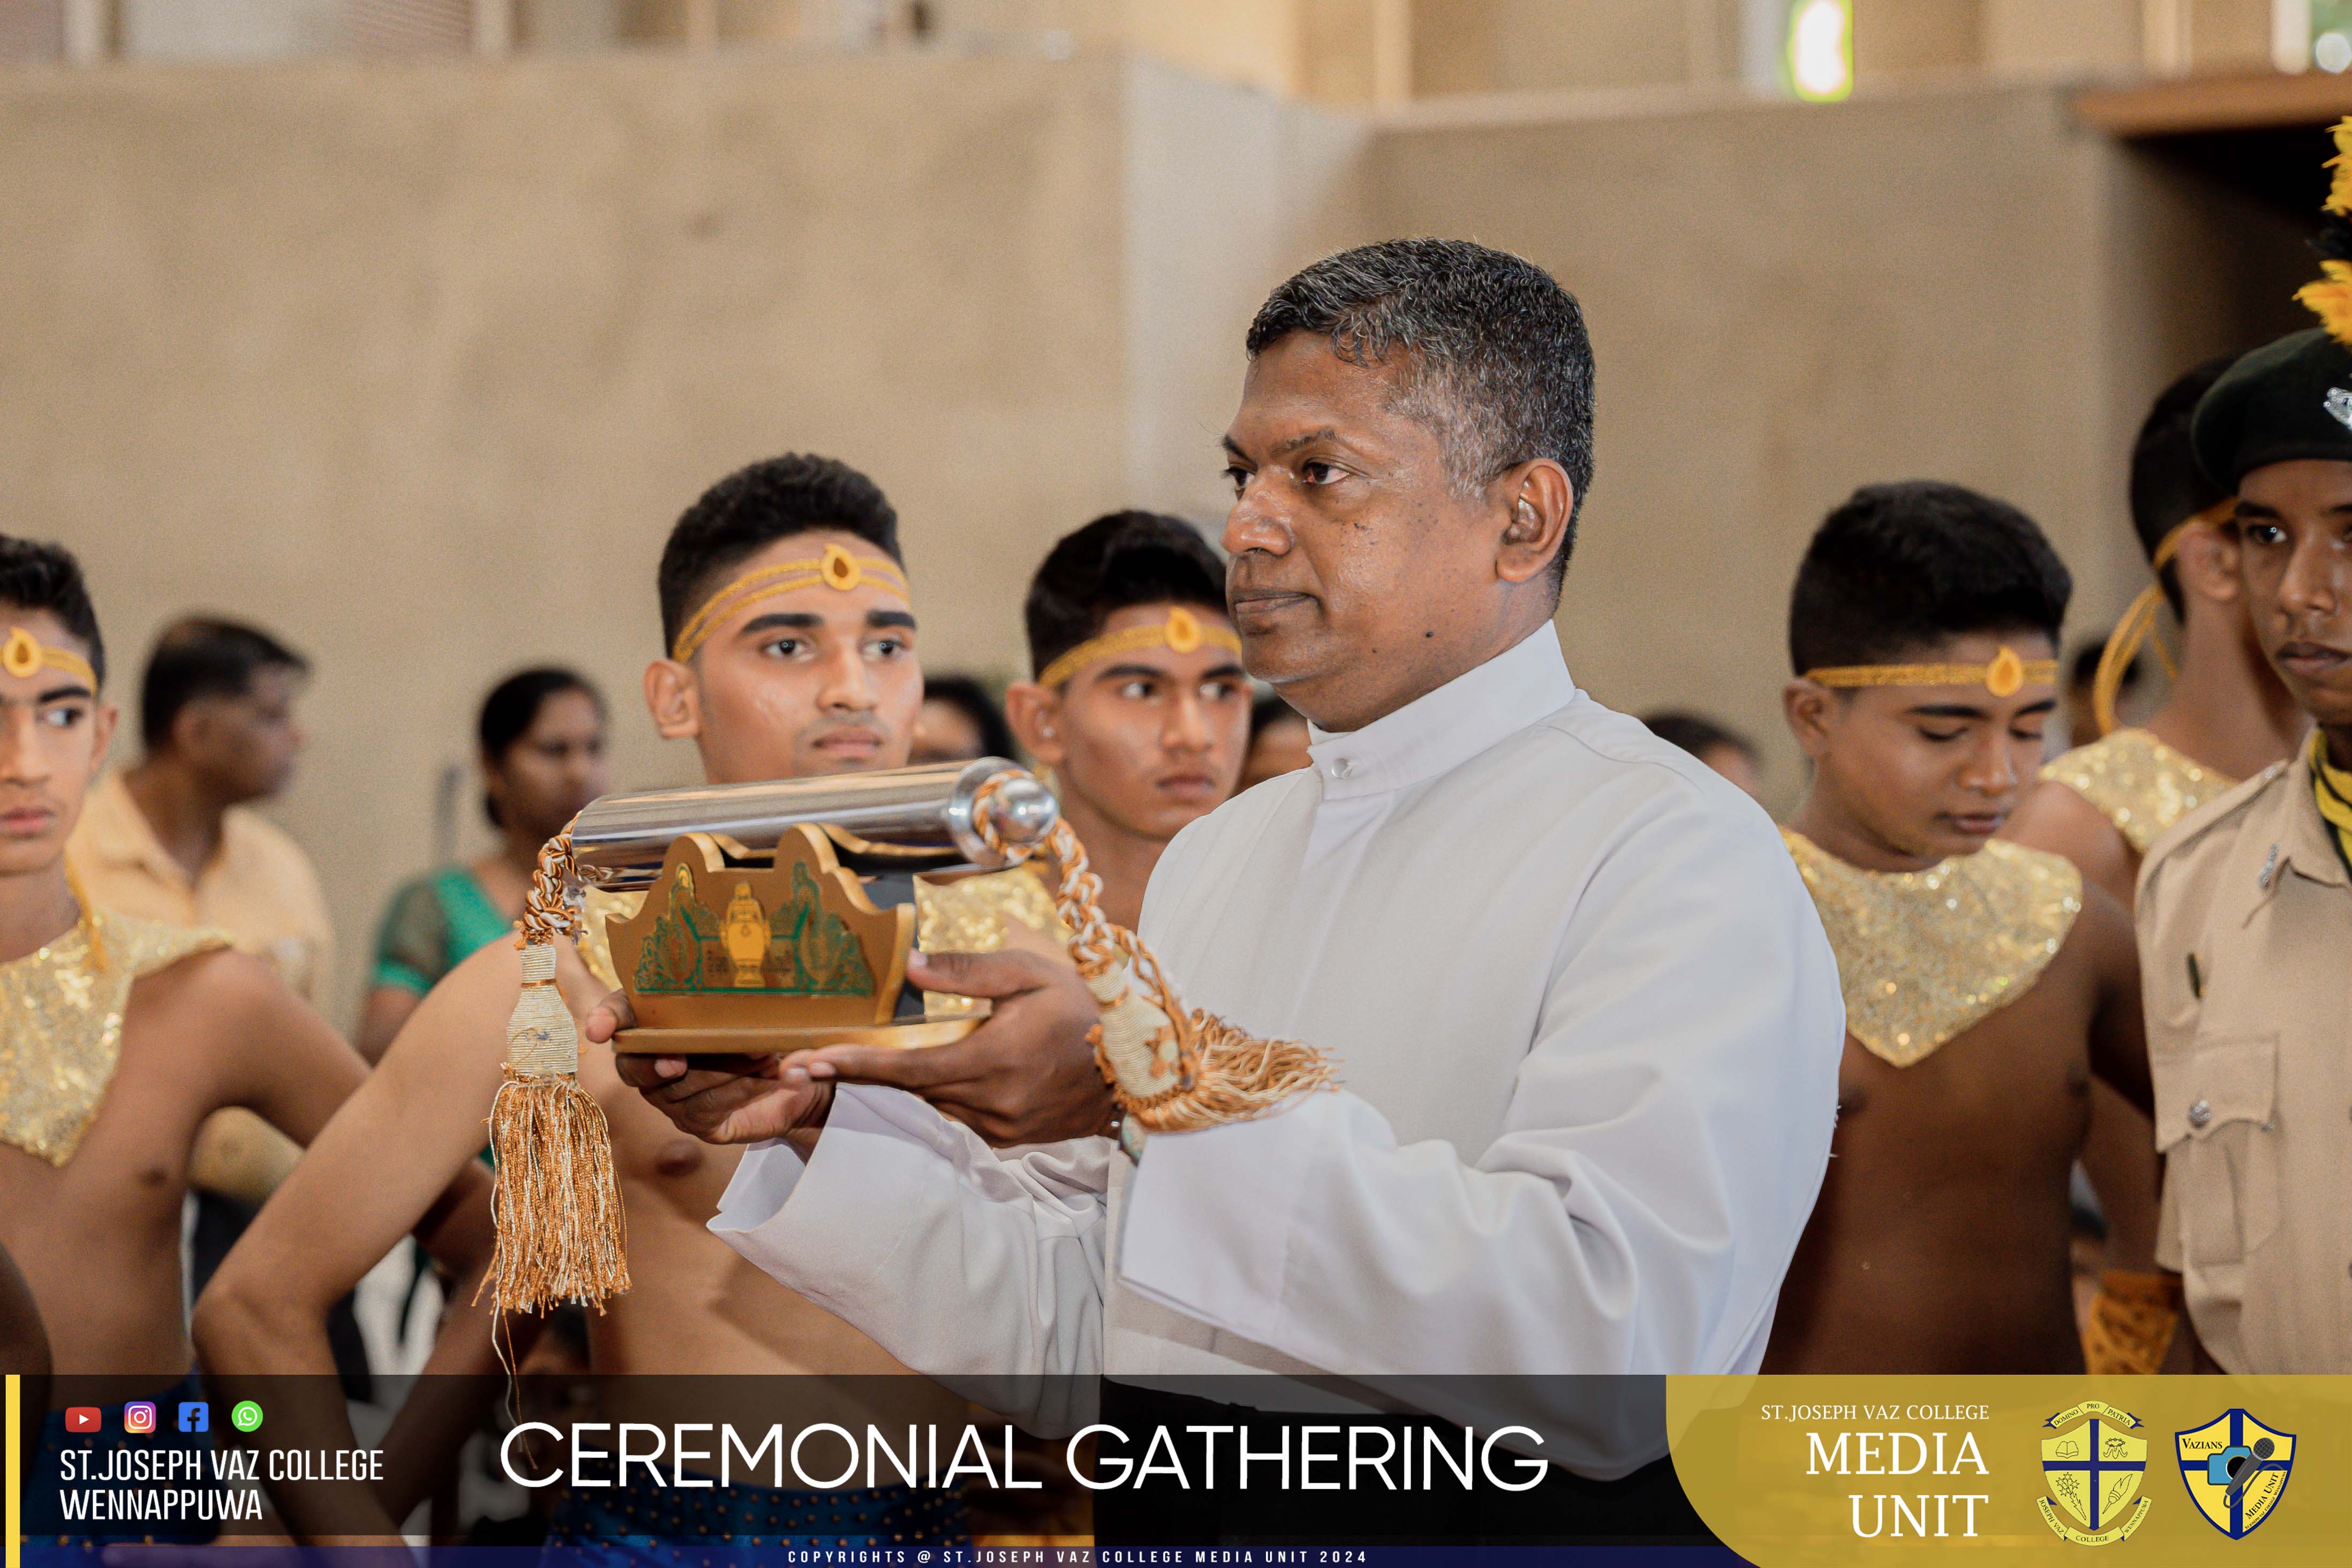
566,757,1057,890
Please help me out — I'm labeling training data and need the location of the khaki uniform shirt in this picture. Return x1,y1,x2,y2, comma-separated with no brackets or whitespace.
67,771,335,1004
2140,748,2352,1372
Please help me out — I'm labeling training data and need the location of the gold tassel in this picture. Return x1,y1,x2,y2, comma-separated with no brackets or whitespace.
974,785,1339,1132
478,832,630,1316
1079,953,1338,1132
1150,1011,1340,1132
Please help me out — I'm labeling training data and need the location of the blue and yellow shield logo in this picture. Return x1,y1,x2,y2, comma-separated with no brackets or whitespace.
2176,1411,2294,1539
2038,1400,2151,1544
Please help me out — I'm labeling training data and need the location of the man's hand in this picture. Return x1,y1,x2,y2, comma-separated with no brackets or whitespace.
797,949,1113,1146
594,989,835,1151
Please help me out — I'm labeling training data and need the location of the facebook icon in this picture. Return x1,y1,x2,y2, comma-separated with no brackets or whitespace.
178,1403,208,1434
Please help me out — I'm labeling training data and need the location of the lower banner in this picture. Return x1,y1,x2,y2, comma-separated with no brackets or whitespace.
8,1374,1727,1566
8,1374,2351,1564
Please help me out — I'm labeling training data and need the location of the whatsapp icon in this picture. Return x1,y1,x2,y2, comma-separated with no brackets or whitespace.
229,1401,263,1433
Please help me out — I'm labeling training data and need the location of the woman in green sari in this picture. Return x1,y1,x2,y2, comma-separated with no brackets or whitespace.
357,667,609,1060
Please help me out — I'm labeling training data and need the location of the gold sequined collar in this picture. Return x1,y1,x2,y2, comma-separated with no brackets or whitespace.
0,909,228,1165
912,865,1062,1018
1783,830,2083,1067
2040,728,2235,855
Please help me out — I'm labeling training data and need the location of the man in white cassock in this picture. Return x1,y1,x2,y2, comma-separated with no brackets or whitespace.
605,240,1845,1482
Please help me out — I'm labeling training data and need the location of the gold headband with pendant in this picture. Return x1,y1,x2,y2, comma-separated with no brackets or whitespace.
670,545,910,663
1804,644,2056,699
0,626,96,688
1036,605,1244,689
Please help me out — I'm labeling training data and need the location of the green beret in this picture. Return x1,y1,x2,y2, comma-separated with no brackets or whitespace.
2191,327,2352,488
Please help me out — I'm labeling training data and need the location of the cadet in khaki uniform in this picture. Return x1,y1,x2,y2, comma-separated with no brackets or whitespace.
2141,197,2352,1367
2142,742,2346,1370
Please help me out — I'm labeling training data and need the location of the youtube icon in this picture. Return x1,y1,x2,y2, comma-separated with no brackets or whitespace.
65,1408,101,1434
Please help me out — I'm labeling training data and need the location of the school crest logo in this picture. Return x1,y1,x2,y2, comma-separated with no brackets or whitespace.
2176,1411,2294,1539
2037,1400,2151,1544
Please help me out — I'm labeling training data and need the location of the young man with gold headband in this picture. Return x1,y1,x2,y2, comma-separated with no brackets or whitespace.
2002,362,2304,1375
1762,482,2151,1374
615,243,1844,1492
0,535,404,1542
2132,139,2352,1370
1004,510,1250,929
726,510,1251,1152
198,457,989,1549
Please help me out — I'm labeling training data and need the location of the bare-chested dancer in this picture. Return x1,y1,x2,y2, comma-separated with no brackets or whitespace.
197,458,988,1552
1763,484,2149,1373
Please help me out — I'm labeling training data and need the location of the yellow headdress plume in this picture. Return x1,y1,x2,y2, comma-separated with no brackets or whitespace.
2294,117,2352,349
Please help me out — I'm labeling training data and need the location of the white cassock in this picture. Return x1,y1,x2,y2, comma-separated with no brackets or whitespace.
712,625,1843,1472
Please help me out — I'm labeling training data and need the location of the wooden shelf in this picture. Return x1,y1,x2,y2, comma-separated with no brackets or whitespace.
2075,71,2352,139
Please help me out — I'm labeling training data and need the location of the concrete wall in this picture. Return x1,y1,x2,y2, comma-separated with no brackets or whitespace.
1411,0,1721,96
0,45,2315,1022
1374,81,2308,799
1982,0,2142,73
0,47,1134,1022
1120,59,1368,523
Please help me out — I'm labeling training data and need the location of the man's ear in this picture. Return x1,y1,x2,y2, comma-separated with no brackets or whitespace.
1783,679,1837,762
89,700,119,770
2173,524,2242,606
167,699,210,762
1493,459,1574,587
644,659,702,742
1002,681,1066,769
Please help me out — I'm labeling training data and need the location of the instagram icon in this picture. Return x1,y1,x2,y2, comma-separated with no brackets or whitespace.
123,1401,157,1434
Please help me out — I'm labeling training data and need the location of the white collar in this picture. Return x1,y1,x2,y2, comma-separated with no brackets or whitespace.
1303,622,1577,800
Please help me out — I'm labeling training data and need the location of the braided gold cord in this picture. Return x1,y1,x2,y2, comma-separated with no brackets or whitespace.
2090,502,2228,736
518,825,583,948
967,772,1344,1129
972,774,1200,1068
63,859,108,973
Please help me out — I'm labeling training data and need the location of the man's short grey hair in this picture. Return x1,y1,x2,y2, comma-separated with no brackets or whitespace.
1246,238,1596,586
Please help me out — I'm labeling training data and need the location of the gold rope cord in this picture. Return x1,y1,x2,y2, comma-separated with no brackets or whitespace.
63,860,108,973
480,823,630,1316
2090,502,2231,737
970,775,1337,1130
